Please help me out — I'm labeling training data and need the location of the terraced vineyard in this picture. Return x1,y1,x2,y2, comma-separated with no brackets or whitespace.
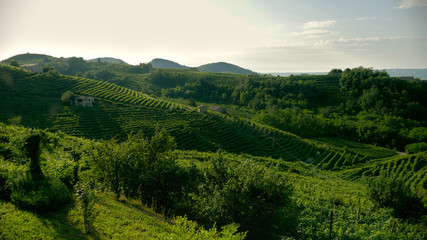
337,152,427,203
0,65,342,162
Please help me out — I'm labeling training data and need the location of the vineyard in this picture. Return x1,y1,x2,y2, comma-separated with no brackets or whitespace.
1,63,426,239
0,65,345,163
1,123,426,239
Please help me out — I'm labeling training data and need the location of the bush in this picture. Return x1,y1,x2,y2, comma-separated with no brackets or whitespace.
0,166,12,200
367,172,426,221
0,159,26,201
10,177,72,213
187,152,296,239
61,91,75,105
405,142,427,154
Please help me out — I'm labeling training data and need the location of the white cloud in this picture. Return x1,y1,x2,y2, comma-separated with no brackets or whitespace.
290,20,337,38
332,36,422,48
398,0,427,9
291,29,330,36
355,17,378,21
302,20,336,29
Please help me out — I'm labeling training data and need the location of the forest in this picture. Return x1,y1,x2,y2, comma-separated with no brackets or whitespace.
0,55,426,239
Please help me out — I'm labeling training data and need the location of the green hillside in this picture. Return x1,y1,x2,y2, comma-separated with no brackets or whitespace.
87,57,127,64
197,62,256,75
1,61,426,239
150,58,190,69
0,65,340,163
1,53,57,65
0,123,425,239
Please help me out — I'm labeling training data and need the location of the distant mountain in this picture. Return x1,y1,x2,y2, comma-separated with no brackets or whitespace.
2,53,57,64
150,58,189,69
88,57,127,64
197,62,256,75
384,69,427,80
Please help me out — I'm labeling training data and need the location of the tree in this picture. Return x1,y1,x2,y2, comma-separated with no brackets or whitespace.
23,133,45,181
139,129,177,208
188,98,197,107
408,127,427,142
61,91,75,105
89,139,124,199
328,68,342,75
191,152,296,239
367,171,426,220
9,60,19,67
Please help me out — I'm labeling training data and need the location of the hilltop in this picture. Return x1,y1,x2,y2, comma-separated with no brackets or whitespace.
150,58,190,69
2,53,57,64
198,62,256,75
87,57,127,64
2,53,258,75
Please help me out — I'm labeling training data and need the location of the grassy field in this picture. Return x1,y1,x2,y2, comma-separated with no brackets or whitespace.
0,192,245,240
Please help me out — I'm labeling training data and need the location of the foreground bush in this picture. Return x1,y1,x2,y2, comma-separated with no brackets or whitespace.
11,177,72,212
367,171,426,221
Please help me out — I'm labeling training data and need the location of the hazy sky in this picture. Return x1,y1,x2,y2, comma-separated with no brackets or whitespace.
1,0,426,72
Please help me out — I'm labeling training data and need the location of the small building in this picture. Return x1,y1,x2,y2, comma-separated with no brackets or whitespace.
21,63,43,73
208,105,226,114
71,96,94,107
198,105,207,114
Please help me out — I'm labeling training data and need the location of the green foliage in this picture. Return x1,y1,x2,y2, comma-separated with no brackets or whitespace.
61,90,75,105
9,60,20,67
172,216,246,240
408,127,427,142
184,151,295,239
7,116,22,126
188,97,197,107
405,142,427,154
10,176,72,213
254,108,420,150
23,132,45,181
88,129,178,203
328,68,342,75
339,67,427,121
75,182,96,233
367,171,426,220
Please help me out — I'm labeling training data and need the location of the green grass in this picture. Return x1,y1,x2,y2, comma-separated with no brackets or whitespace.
0,192,245,240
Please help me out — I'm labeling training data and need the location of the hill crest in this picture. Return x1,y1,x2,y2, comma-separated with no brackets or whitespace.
150,58,189,69
198,62,256,75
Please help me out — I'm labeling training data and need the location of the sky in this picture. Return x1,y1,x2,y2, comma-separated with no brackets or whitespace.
1,0,426,72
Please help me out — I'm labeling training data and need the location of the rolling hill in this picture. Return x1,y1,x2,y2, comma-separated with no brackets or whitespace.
1,53,57,64
1,62,426,239
88,57,127,64
198,62,256,75
0,65,346,163
150,58,189,69
1,122,425,239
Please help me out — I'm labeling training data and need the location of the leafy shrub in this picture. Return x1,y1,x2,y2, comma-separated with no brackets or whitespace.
75,182,96,233
187,152,296,239
61,91,75,105
172,216,246,240
405,142,427,154
367,172,426,221
0,159,12,200
0,158,26,201
5,131,73,212
10,177,72,212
